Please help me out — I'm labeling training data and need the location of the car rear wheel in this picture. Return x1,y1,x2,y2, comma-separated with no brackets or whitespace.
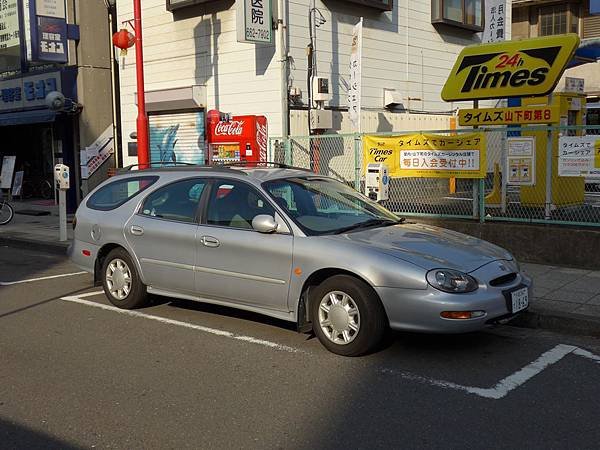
102,248,148,309
310,275,387,356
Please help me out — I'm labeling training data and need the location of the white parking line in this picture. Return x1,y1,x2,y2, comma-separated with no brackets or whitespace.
60,293,600,399
0,271,88,286
381,343,600,400
60,295,302,354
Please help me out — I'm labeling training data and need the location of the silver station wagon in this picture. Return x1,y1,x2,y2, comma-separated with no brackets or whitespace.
69,164,532,356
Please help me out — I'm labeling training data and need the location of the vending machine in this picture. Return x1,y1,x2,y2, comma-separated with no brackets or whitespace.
206,110,268,164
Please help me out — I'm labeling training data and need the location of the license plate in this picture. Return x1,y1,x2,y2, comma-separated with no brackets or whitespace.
511,287,529,313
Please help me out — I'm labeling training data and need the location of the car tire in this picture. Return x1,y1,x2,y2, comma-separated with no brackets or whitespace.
310,275,388,356
101,248,148,309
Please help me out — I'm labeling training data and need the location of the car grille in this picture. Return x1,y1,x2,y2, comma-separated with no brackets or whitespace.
489,273,518,287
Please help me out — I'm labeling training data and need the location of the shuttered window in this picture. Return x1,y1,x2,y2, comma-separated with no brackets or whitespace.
584,10,600,38
148,111,206,165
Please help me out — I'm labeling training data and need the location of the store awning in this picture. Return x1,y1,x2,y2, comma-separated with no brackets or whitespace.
567,38,600,69
0,109,56,127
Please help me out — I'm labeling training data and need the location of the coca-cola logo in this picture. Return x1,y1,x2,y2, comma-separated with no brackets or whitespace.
256,122,268,162
214,120,245,136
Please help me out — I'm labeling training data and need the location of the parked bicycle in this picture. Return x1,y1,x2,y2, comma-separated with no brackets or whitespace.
0,194,14,225
21,178,54,200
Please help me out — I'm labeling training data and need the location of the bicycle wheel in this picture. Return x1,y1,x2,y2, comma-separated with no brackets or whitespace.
0,202,14,225
39,179,54,200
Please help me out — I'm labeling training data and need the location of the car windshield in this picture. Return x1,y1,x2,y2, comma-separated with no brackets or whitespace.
263,177,402,236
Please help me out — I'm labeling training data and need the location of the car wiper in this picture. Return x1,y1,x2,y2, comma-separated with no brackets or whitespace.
333,218,404,235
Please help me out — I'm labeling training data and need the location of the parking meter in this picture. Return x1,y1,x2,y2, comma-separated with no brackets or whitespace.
54,164,70,190
54,164,69,241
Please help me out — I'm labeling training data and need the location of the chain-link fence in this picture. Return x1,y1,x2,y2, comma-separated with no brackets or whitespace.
269,125,600,227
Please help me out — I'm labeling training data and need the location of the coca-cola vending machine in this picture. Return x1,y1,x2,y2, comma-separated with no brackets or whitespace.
206,110,268,164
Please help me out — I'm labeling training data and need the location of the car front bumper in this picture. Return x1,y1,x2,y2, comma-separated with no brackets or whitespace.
376,272,533,334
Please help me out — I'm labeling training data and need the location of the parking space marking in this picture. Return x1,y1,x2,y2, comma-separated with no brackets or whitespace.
59,293,600,400
0,271,88,286
60,294,303,354
381,343,600,400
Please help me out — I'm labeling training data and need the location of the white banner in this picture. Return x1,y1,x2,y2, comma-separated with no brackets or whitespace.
348,18,362,133
35,0,66,19
558,136,600,178
0,0,20,49
1,156,16,190
236,0,272,44
482,0,506,43
81,125,114,179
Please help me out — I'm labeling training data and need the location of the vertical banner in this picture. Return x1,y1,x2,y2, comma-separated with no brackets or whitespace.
348,18,362,133
0,0,21,74
482,0,506,43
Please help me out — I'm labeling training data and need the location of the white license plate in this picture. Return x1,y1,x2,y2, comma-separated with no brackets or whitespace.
511,287,529,313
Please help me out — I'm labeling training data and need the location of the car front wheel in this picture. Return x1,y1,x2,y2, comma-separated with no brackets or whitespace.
310,275,388,356
101,248,148,309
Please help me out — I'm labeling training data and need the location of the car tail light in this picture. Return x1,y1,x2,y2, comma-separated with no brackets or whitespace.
441,311,485,320
72,216,77,230
82,250,91,257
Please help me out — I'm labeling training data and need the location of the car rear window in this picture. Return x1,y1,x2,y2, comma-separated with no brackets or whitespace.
87,176,159,211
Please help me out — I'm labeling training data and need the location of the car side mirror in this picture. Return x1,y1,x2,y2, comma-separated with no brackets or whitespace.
252,215,278,234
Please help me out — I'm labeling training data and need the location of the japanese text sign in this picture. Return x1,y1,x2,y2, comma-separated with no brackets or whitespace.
459,106,559,126
363,133,486,179
236,0,272,44
442,34,580,101
558,136,600,178
482,0,506,44
348,18,362,132
0,0,19,50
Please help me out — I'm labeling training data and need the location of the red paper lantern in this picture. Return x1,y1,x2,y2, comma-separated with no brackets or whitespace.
112,29,135,56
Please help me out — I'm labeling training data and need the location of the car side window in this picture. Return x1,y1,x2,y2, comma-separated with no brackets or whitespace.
207,180,275,229
140,179,206,223
87,176,158,211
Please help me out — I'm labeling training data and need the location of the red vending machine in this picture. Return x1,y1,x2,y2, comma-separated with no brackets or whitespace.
206,110,268,164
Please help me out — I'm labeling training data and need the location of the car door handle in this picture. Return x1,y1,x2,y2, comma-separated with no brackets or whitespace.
201,236,220,248
130,225,144,236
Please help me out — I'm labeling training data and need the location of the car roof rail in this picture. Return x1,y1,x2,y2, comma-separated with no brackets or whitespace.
215,161,313,172
120,161,199,172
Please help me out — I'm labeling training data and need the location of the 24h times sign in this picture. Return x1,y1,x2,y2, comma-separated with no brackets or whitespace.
442,34,579,101
236,0,272,44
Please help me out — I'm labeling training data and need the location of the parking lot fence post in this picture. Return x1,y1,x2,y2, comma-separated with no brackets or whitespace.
354,134,361,191
284,138,292,166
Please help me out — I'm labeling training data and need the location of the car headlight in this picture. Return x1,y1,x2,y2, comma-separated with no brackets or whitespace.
426,269,478,293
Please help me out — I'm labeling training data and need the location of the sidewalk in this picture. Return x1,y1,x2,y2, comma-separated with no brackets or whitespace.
0,205,599,337
0,199,73,253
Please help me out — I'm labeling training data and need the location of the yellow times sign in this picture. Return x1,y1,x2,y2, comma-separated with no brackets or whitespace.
363,133,486,179
459,106,560,126
442,34,580,101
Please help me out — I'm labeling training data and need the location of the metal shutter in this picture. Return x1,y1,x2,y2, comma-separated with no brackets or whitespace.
149,111,206,165
584,15,600,38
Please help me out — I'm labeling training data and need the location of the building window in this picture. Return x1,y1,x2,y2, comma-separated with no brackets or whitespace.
539,4,579,36
432,0,484,32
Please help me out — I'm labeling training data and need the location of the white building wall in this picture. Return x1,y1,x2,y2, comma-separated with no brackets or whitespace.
287,0,507,117
116,0,283,166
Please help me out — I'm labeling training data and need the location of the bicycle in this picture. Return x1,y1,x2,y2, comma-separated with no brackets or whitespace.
0,194,14,225
21,178,54,200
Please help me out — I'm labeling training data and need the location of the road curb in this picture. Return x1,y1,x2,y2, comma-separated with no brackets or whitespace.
510,307,600,338
0,235,69,256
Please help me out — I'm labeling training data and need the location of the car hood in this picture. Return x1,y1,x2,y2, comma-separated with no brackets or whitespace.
324,223,513,272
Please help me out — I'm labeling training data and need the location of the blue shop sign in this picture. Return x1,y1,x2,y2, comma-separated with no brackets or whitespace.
0,71,61,112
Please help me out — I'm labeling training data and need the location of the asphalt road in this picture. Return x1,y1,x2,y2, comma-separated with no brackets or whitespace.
1,243,599,449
